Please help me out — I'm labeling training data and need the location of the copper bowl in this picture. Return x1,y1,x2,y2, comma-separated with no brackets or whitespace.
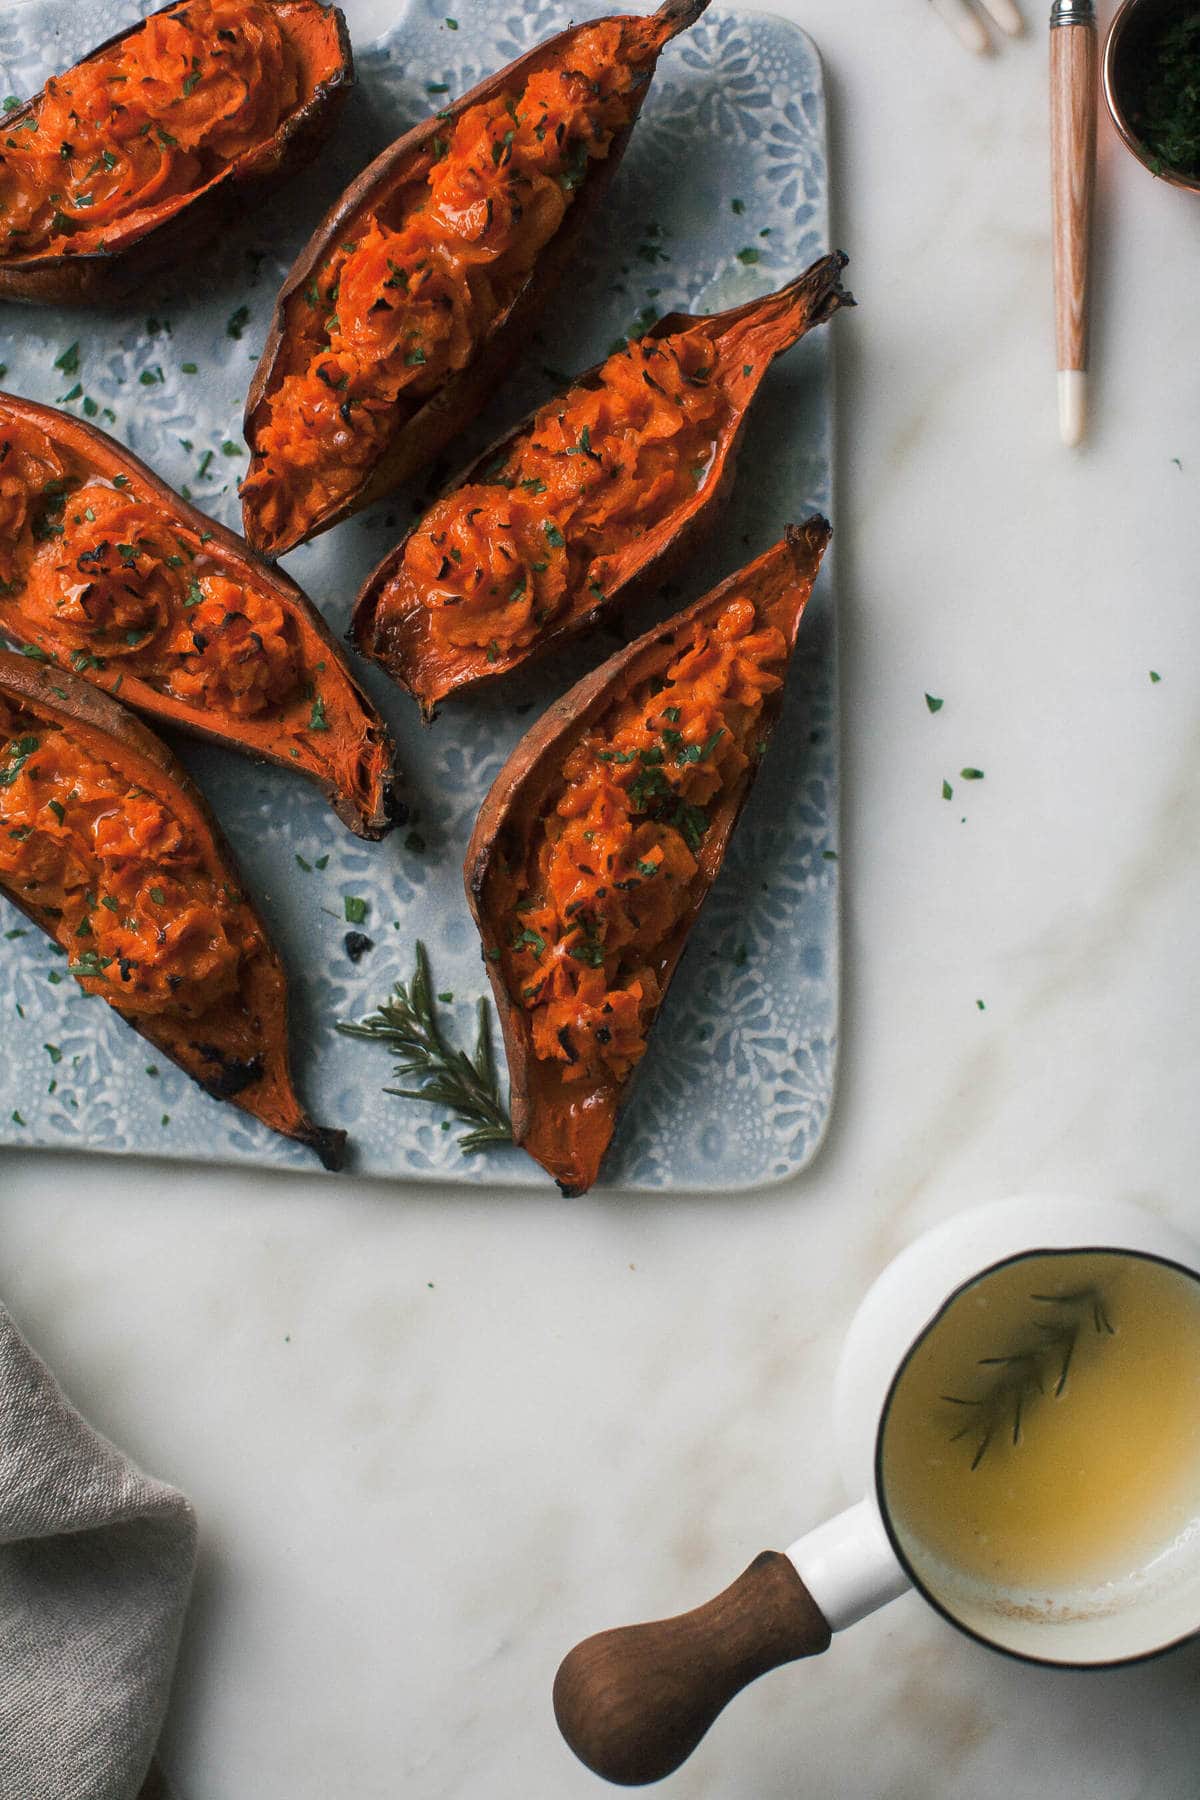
1103,0,1200,192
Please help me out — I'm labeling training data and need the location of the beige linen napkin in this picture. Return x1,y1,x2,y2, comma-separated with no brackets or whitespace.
0,1303,195,1800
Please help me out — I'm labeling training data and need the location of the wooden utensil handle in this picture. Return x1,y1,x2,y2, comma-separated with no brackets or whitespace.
553,1550,831,1787
1050,16,1097,372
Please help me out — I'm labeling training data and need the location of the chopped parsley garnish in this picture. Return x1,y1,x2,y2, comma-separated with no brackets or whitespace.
149,886,165,904
566,935,606,968
558,140,589,191
53,341,80,376
736,247,760,265
942,779,953,800
924,692,943,713
308,696,329,732
674,727,724,766
960,767,985,781
344,895,368,925
512,926,546,957
544,522,565,549
0,735,40,786
664,798,708,852
68,951,113,978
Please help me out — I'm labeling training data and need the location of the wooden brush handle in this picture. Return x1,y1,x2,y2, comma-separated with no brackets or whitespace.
1050,13,1097,373
553,1551,831,1787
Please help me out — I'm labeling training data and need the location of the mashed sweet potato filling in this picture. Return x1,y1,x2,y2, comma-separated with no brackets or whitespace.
242,13,673,543
0,0,303,260
498,595,787,1084
0,696,261,1017
386,323,727,659
0,416,303,719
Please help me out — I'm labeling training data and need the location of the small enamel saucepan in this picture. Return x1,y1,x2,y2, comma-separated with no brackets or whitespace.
553,1196,1200,1787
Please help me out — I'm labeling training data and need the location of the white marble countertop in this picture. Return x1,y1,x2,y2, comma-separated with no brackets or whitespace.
3,0,1200,1794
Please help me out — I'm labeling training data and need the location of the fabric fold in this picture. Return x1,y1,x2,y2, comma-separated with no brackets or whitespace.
0,1304,195,1800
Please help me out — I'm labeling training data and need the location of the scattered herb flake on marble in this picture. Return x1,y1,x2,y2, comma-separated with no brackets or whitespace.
942,779,953,800
925,693,944,713
1150,670,1162,682
960,768,984,781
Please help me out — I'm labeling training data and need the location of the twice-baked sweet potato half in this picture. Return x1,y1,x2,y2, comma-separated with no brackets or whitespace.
0,0,353,306
352,255,850,715
465,519,831,1195
0,653,343,1166
240,0,711,557
0,391,395,838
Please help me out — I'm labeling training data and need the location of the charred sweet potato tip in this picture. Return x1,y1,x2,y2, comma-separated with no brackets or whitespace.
0,652,344,1166
0,389,396,839
240,0,711,558
352,254,851,715
0,0,353,307
465,518,831,1195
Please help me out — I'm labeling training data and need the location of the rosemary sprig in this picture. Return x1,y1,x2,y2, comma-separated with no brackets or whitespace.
941,1286,1115,1470
337,941,513,1153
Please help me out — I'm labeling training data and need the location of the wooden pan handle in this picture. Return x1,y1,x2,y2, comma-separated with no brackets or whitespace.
553,1550,831,1787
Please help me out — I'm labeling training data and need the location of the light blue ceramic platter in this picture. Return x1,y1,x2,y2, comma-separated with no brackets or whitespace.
0,0,839,1191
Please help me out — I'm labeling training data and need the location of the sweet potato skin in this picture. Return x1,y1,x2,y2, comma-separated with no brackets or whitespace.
0,651,345,1167
0,0,354,308
352,253,851,715
464,517,832,1194
0,389,396,840
241,0,712,557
